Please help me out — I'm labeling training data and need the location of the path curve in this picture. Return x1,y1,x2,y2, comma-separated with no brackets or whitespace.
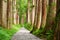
11,27,42,40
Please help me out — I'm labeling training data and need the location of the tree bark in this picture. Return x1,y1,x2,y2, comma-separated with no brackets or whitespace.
54,0,60,40
31,0,36,26
45,0,57,30
34,0,38,27
7,0,12,29
0,0,3,25
54,9,60,40
12,0,17,24
36,0,42,29
2,0,7,28
27,0,31,23
41,0,48,28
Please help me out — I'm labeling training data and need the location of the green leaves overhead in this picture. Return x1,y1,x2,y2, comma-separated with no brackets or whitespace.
16,0,28,15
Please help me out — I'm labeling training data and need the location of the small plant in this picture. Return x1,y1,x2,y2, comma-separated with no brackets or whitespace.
46,30,54,40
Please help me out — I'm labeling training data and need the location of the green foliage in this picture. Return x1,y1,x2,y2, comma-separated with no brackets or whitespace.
0,24,22,40
16,0,28,15
16,0,28,23
32,28,45,37
32,27,54,40
46,30,54,40
24,23,33,31
32,29,40,35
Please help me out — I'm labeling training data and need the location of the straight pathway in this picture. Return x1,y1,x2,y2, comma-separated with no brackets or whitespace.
11,27,43,40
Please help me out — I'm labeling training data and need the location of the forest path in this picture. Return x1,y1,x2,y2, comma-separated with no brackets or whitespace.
11,27,42,40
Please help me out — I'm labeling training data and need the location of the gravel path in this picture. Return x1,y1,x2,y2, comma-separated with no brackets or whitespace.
11,27,42,40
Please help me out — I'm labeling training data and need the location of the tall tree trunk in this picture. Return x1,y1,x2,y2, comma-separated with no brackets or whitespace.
0,0,2,25
21,15,24,24
34,0,38,27
12,0,17,24
41,0,48,28
27,0,31,23
2,0,7,28
45,0,57,30
36,0,42,29
54,0,60,40
16,11,19,24
30,0,37,33
54,9,60,40
31,0,36,26
7,0,12,29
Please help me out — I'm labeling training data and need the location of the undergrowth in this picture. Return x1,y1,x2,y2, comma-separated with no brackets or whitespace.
24,23,33,31
32,27,54,40
0,24,22,40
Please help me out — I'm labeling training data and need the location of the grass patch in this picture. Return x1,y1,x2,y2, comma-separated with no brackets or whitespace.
0,24,22,40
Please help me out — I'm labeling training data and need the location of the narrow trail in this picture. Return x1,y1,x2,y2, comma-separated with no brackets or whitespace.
11,27,42,40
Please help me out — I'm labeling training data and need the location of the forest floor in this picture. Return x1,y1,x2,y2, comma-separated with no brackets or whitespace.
11,27,42,40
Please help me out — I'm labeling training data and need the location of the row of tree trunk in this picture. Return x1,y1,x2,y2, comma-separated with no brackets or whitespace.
0,0,19,29
27,0,48,29
27,0,59,40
